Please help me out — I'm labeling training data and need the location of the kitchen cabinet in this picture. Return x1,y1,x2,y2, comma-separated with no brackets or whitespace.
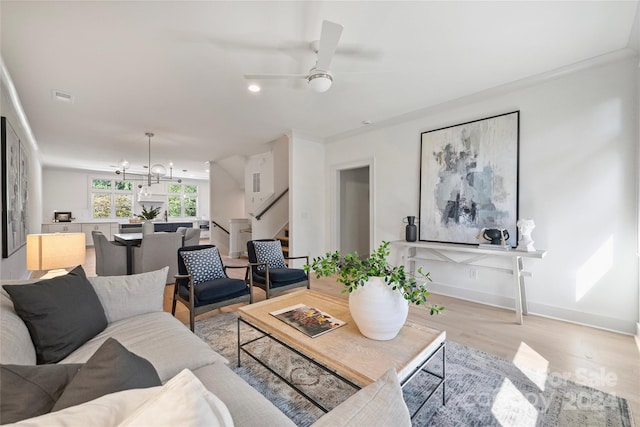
152,222,193,233
41,223,82,234
41,222,118,246
82,223,114,246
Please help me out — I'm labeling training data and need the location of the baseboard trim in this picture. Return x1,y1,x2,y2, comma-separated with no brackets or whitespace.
429,282,636,335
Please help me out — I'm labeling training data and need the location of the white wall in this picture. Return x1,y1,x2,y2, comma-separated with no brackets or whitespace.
1,76,43,280
322,56,639,334
246,136,290,239
209,162,244,254
244,151,274,216
42,168,209,223
289,131,326,267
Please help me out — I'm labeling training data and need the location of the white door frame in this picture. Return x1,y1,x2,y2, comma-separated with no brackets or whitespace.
331,158,375,253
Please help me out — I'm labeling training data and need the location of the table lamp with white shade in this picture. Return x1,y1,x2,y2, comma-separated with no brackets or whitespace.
26,233,86,278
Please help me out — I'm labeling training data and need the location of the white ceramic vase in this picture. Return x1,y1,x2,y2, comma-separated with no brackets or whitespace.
142,221,154,235
348,276,409,341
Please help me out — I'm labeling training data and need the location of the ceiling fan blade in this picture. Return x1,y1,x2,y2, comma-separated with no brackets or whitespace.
244,74,308,80
315,20,343,70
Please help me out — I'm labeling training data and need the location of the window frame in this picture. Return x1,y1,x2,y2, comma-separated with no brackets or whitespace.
89,177,134,220
167,183,198,218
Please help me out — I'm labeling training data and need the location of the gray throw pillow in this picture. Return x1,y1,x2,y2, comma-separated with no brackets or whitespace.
180,247,226,285
253,240,287,270
0,363,82,424
52,337,161,412
2,266,108,364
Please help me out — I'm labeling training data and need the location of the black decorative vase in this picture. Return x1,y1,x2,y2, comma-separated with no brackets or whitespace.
405,216,417,242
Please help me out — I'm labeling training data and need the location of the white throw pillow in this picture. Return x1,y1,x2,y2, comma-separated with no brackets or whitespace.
88,267,169,323
6,388,159,427
117,369,234,427
7,370,233,427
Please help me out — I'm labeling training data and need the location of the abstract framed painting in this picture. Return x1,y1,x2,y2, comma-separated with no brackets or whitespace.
1,116,28,258
419,111,519,246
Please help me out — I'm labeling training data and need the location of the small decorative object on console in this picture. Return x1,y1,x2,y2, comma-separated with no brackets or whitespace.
516,219,536,252
403,216,417,242
477,228,510,248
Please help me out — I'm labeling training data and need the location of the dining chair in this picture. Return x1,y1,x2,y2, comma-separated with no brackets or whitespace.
246,239,309,299
173,244,252,331
92,231,128,276
132,232,183,284
176,226,201,247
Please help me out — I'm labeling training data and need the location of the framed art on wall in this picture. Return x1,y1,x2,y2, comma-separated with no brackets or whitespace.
1,117,28,258
419,111,519,246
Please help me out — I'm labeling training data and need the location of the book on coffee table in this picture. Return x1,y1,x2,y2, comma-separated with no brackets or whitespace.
269,304,346,338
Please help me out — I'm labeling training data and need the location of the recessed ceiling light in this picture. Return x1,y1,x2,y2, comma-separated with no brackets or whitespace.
248,84,261,93
52,89,74,103
362,120,372,125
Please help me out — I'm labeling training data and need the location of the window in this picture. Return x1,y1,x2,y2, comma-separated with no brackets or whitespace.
167,184,198,218
91,178,133,219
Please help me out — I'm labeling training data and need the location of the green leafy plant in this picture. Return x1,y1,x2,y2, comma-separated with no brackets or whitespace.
304,241,444,314
137,205,161,220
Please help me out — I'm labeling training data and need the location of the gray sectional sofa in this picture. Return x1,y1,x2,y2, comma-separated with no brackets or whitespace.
0,267,411,426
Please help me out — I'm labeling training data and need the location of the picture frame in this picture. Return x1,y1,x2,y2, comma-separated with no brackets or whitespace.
54,212,73,222
1,116,28,258
419,111,519,246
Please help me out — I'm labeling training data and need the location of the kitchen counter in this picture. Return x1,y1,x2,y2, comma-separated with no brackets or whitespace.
118,221,194,233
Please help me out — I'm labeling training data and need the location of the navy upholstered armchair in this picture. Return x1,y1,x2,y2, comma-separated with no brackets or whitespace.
246,239,309,299
173,245,252,331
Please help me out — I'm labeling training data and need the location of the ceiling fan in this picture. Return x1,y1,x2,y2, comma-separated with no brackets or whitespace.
244,20,344,93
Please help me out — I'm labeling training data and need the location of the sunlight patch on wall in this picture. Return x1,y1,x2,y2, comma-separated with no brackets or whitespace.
576,236,613,301
491,378,538,427
513,342,549,391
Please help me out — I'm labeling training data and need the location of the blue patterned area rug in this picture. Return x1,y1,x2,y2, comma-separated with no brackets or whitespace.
195,312,632,427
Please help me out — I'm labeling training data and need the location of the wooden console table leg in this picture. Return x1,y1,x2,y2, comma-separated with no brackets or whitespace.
512,257,524,324
513,257,526,325
406,246,416,276
517,257,528,316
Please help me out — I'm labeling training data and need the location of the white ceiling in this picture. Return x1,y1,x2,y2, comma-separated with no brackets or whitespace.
1,1,638,181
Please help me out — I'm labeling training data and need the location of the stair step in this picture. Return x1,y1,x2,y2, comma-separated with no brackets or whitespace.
277,236,289,242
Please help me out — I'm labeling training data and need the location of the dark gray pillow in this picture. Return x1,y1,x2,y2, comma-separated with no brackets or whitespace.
2,266,108,364
52,337,161,412
0,363,82,424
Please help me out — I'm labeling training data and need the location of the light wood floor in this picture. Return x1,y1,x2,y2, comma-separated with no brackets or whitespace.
82,247,639,425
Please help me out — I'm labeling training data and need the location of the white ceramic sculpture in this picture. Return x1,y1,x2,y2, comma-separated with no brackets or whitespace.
516,219,536,252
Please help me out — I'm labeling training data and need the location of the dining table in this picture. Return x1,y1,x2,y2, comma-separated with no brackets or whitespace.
113,233,143,275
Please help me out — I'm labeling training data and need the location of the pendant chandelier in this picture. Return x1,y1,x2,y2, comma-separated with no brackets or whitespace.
115,132,182,192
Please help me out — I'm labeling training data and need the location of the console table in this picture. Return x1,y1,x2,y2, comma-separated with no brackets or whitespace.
391,240,547,324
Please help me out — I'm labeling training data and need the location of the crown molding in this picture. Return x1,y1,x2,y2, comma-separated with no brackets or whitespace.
326,48,639,143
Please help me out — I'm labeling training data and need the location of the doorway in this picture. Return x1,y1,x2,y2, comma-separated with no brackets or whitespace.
338,166,371,258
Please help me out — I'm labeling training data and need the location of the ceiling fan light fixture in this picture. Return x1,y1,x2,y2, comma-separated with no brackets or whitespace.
308,72,332,93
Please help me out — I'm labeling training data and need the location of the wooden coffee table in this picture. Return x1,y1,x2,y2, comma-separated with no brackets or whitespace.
237,289,446,416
